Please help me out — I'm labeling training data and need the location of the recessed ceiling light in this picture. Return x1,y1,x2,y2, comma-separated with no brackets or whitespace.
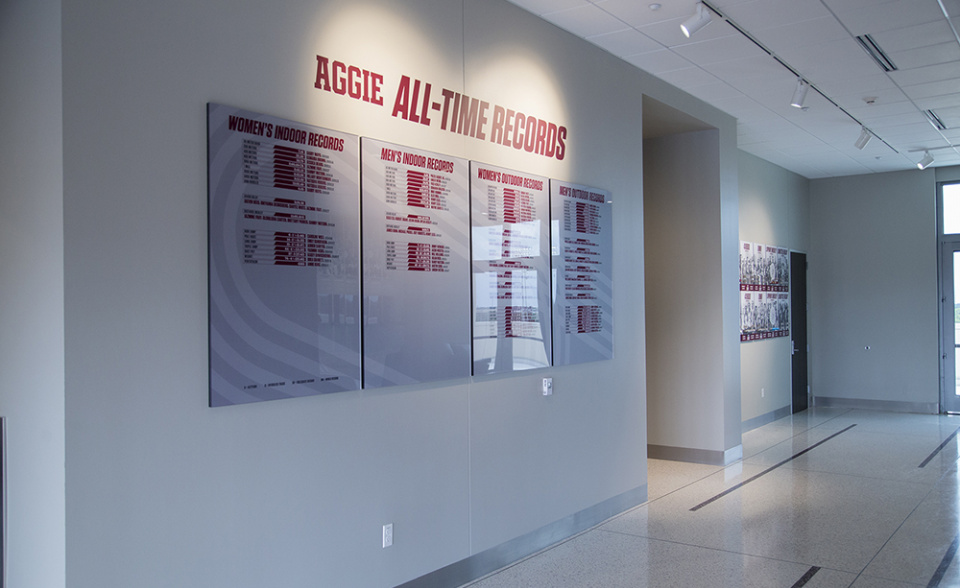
649,3,662,10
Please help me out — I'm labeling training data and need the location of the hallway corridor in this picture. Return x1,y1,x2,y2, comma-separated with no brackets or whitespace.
463,408,960,587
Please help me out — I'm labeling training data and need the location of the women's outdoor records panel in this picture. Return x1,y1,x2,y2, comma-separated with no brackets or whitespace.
207,103,362,407
360,138,471,387
471,162,552,374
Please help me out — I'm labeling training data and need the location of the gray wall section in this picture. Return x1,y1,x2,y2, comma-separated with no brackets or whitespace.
0,0,66,586
644,130,741,456
809,170,939,406
738,152,810,424
55,0,742,585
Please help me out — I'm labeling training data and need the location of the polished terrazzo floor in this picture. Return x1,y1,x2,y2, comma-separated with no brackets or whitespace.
463,408,960,587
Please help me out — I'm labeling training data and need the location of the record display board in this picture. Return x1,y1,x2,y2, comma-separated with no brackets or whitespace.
207,103,362,406
471,163,552,374
361,138,471,386
739,241,790,341
551,181,613,365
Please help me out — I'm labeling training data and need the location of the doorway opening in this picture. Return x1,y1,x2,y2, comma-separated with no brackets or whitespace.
938,182,960,413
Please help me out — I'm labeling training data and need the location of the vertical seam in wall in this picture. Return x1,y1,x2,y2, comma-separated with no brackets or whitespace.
463,0,472,557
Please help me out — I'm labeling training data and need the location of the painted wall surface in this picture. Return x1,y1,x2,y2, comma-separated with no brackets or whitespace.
0,0,66,586
644,130,734,454
809,170,938,406
738,152,810,424
52,0,744,585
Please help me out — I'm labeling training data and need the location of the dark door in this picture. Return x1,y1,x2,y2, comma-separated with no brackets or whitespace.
791,252,808,413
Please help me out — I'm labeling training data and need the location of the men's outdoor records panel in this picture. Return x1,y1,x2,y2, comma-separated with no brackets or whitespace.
207,103,362,406
361,138,471,387
550,180,613,365
471,162,552,374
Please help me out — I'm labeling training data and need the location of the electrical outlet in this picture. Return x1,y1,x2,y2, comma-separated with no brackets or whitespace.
542,378,553,396
382,523,393,548
761,388,765,398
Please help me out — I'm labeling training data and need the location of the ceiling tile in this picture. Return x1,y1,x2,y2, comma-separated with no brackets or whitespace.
887,42,960,71
657,66,724,89
721,0,833,33
705,54,791,86
682,80,747,101
753,17,851,55
782,38,882,83
914,93,960,110
597,0,693,27
868,113,932,132
623,49,695,74
540,4,628,37
843,99,916,120
814,72,898,97
671,32,764,65
829,1,945,36
869,19,956,52
889,61,960,88
587,28,663,56
507,0,591,16
902,78,960,101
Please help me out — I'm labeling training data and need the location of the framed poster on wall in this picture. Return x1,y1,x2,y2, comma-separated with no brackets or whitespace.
360,138,472,387
207,104,362,406
471,163,552,374
550,180,613,365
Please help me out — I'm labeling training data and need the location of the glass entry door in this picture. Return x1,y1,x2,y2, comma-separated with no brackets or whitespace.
942,245,960,413
940,182,960,413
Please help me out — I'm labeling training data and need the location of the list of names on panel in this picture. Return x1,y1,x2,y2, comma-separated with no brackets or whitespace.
207,104,362,407
240,141,340,268
361,138,470,387
551,181,613,365
471,163,552,374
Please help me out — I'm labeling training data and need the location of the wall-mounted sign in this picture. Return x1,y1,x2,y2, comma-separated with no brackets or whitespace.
313,55,568,160
361,138,471,386
551,181,613,365
207,103,362,406
471,163,552,374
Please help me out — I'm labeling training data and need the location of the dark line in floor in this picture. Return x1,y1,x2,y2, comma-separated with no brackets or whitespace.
928,533,960,587
690,424,857,512
919,426,960,468
790,566,820,588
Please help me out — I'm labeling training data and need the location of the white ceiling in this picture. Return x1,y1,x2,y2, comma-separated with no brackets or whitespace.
506,0,960,179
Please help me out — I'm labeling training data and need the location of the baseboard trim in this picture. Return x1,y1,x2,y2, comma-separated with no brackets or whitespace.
395,483,648,588
813,396,939,414
742,405,792,433
648,443,743,466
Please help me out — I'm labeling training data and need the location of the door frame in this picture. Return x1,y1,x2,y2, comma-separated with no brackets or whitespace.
938,181,960,413
790,251,808,413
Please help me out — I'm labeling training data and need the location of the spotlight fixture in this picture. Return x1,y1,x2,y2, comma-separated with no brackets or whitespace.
917,151,934,170
855,126,872,150
790,78,809,109
681,2,712,38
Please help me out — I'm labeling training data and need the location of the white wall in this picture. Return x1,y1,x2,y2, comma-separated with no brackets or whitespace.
0,0,66,586
644,129,741,458
809,169,938,408
738,152,810,424
53,0,741,585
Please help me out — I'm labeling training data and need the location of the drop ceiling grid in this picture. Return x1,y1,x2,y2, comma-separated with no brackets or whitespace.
506,0,960,177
